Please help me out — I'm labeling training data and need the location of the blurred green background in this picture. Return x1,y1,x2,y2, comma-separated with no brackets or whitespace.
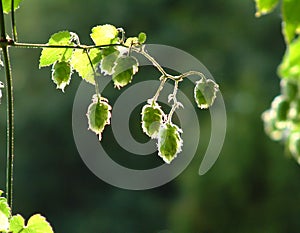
1,0,300,232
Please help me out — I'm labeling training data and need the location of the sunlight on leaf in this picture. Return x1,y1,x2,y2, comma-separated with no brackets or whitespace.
39,31,75,67
90,24,119,46
282,0,300,44
2,0,23,14
254,0,279,17
87,94,112,141
52,61,72,92
194,79,219,109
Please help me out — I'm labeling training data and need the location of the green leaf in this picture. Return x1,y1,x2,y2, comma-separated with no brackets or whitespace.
87,95,112,141
271,95,290,122
23,214,54,233
254,0,279,17
70,49,102,84
278,37,300,79
158,123,183,164
141,103,164,138
2,0,23,14
112,56,138,89
194,79,219,109
138,32,147,44
288,132,300,163
52,61,72,92
9,214,25,233
90,24,119,46
0,197,11,232
39,31,75,67
282,0,300,43
100,47,120,75
262,109,284,141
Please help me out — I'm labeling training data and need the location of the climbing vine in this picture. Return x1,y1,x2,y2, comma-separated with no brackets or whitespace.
0,0,219,232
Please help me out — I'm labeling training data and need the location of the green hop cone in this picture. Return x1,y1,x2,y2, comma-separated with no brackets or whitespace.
112,56,138,89
87,94,112,141
194,79,219,109
141,103,164,138
281,79,298,101
51,61,72,92
157,123,183,164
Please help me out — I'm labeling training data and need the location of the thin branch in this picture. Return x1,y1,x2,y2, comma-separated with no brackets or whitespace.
0,0,6,40
2,46,14,209
12,42,126,50
84,49,100,96
11,0,17,41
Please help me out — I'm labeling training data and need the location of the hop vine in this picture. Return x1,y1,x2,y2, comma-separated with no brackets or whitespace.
37,24,220,164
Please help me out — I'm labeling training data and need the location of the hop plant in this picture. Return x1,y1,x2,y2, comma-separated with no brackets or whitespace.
194,78,219,109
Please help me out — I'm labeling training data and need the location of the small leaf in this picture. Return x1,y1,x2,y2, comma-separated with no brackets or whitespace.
52,61,72,92
157,123,183,164
90,24,119,46
0,197,11,232
194,79,219,109
23,214,54,233
9,214,25,233
254,0,279,17
282,0,300,43
39,31,75,67
100,47,120,75
112,56,138,89
87,95,112,141
70,49,102,84
2,0,23,14
288,132,300,163
141,103,164,138
278,37,300,79
262,109,284,141
138,32,147,44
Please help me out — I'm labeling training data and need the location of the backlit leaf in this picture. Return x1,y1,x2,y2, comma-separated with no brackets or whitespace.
2,0,23,14
282,0,300,43
52,61,72,92
87,95,112,141
9,214,25,233
70,49,102,84
158,123,183,163
90,24,119,46
141,103,164,138
112,56,138,89
39,31,75,67
254,0,279,17
194,79,219,109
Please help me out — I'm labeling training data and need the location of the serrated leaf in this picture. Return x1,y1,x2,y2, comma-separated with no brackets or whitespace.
70,49,102,84
282,0,300,44
90,24,119,46
2,0,23,14
9,214,25,233
194,79,219,109
112,56,138,89
254,0,279,17
157,123,183,164
0,197,11,232
52,61,72,92
100,47,120,75
138,32,147,44
141,103,164,138
39,31,74,67
22,214,54,233
87,95,112,141
278,37,300,79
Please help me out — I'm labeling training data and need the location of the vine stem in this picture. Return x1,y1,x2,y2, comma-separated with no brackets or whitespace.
85,49,100,97
11,0,17,41
0,0,14,208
